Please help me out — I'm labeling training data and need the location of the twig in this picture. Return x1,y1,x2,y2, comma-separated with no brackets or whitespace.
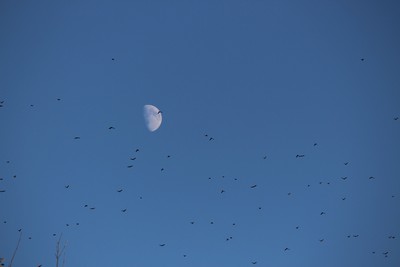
8,231,22,267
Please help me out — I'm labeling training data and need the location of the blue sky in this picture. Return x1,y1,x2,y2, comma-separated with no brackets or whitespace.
1,0,400,266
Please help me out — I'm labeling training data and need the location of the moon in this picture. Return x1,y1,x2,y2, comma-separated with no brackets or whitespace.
143,104,162,132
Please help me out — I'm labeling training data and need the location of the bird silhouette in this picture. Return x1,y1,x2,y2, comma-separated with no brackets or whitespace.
221,189,225,193
135,148,140,152
353,234,359,237
263,155,267,159
250,185,257,188
369,176,375,179
209,137,214,141
121,209,127,212
190,221,195,224
74,136,80,140
108,126,115,130
251,261,257,264
130,157,136,161
394,117,399,120
313,143,318,146
167,155,171,158
65,185,70,189
319,239,324,242
344,162,349,165
284,247,290,251
159,244,166,247
296,226,299,229
117,189,123,193
296,154,305,158
342,197,346,200
111,58,115,60
0,190,5,193
90,207,96,210
341,177,348,180
161,168,164,172
361,58,365,61
127,165,133,168
320,212,326,215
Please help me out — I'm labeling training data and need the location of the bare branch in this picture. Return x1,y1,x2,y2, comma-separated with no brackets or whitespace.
8,231,22,267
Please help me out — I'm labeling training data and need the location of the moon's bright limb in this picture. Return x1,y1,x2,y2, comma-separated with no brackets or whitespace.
143,104,162,132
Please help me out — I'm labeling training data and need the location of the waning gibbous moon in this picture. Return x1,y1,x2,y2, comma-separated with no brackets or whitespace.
143,104,162,132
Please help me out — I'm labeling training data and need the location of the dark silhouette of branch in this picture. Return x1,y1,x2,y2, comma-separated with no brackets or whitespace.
55,234,66,267
8,231,22,267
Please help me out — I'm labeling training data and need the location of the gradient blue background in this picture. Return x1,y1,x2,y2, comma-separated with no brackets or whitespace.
1,0,399,266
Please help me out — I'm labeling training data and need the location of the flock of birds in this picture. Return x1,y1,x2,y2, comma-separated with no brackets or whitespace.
1,59,399,266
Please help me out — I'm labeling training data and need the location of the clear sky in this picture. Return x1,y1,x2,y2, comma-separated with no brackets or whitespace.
1,0,400,266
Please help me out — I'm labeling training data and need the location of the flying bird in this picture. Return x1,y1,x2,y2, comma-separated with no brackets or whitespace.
319,239,324,242
320,212,326,215
74,136,80,140
263,155,267,159
284,248,290,251
296,154,305,158
135,148,140,152
251,262,257,264
127,165,133,168
250,185,257,188
117,189,123,193
0,190,5,193
209,137,214,141
313,143,318,146
394,117,399,120
159,244,166,247
344,162,349,165
65,185,70,189
130,157,136,161
342,197,346,200
108,126,115,130
341,177,348,180
369,176,375,179
221,189,225,193
161,168,164,172
121,209,127,212
361,58,365,61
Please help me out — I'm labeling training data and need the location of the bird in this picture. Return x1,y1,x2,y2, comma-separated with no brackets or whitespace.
57,98,61,101
209,137,214,141
369,176,375,179
250,185,257,188
84,204,88,207
135,148,140,152
361,58,365,61
108,126,115,130
74,136,80,140
18,229,22,232
159,244,166,247
130,157,136,161
347,235,351,238
64,185,70,189
127,165,133,168
183,254,187,257
313,143,318,146
3,221,6,224
28,237,32,240
394,117,399,120
117,189,123,193
210,221,214,224
232,223,236,226
111,58,115,61
353,234,359,237
76,223,79,226
284,248,290,251
342,197,346,200
121,209,127,212
319,239,324,242
220,189,225,193
53,233,56,236
320,212,326,215
287,192,292,196
161,168,164,172
13,175,16,178
263,155,267,159
296,154,305,158
341,177,348,180
66,224,69,227
295,226,299,229
258,207,262,210
0,190,5,193
190,221,195,224
167,155,171,158
90,207,96,210
251,261,257,264
344,162,349,165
